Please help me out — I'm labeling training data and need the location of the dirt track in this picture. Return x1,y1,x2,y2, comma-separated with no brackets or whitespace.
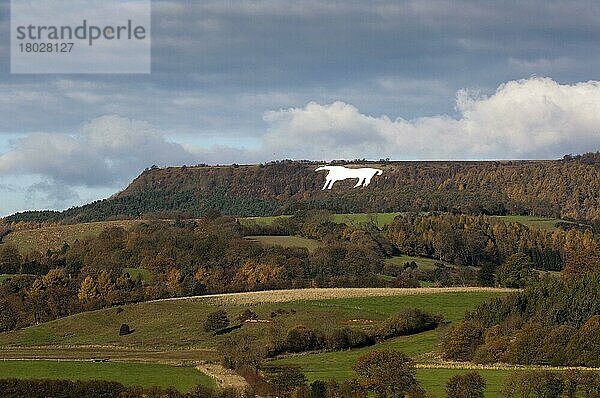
154,287,516,305
197,364,250,391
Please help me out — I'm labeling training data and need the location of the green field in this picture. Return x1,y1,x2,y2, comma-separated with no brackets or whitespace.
123,267,152,282
0,289,512,394
245,235,322,252
0,274,16,283
241,212,402,228
0,360,214,391
386,255,456,271
0,290,507,349
3,220,143,253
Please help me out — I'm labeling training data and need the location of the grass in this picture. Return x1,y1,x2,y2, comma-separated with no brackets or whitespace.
0,360,214,391
269,291,508,378
240,212,402,228
0,289,512,394
123,268,152,283
0,290,508,350
385,255,455,271
3,220,143,253
415,368,516,398
245,235,321,252
0,275,17,283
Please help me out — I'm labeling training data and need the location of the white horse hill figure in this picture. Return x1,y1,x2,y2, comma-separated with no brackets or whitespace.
315,165,383,190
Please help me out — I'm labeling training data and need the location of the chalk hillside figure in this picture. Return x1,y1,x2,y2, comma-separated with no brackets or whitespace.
315,165,383,190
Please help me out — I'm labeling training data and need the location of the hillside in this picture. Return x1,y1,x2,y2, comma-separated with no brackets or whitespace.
4,154,600,224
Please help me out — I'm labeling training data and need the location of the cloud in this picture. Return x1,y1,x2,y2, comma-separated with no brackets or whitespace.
263,77,600,160
26,181,80,210
2,77,600,215
0,115,201,186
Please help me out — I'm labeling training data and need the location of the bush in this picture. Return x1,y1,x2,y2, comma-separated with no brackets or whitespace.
118,323,131,336
204,310,230,333
375,308,442,340
446,372,485,398
442,321,485,361
503,371,564,398
284,325,324,353
269,367,307,395
237,309,258,322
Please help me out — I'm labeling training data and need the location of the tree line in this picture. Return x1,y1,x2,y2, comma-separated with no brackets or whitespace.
443,273,600,367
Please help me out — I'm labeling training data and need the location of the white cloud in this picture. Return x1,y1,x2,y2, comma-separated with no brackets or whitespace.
262,77,600,160
0,115,201,186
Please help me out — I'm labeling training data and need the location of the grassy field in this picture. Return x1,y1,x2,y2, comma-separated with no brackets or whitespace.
123,267,152,282
3,220,143,253
0,289,513,394
241,212,402,228
0,274,18,283
490,215,566,231
0,360,214,391
0,289,508,350
245,235,321,252
385,255,456,271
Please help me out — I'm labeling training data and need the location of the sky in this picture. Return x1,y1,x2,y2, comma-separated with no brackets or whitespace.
1,0,600,215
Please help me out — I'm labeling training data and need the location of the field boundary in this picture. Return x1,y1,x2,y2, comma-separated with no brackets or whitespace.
416,361,600,372
152,287,516,305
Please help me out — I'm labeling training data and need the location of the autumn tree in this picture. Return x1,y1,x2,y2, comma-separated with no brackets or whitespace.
496,252,537,288
352,349,419,397
77,276,99,302
446,372,485,398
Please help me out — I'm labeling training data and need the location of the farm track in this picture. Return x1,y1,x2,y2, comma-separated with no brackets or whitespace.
196,364,250,391
152,287,516,305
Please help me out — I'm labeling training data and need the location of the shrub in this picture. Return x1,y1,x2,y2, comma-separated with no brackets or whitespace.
269,367,307,395
118,323,131,336
284,325,324,353
376,308,441,340
237,308,258,322
204,310,230,333
446,372,485,398
442,320,485,361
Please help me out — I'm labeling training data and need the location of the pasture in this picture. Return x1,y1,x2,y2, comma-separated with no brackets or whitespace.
0,360,214,391
0,288,509,349
3,220,143,253
490,215,565,231
385,255,456,271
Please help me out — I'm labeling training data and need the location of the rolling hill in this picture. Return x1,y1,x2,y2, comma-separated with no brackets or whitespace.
4,154,600,224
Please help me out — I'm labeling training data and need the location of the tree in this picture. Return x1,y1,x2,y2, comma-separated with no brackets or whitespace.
567,315,600,367
443,321,485,361
496,253,537,288
119,323,132,336
77,276,98,302
0,244,21,274
204,310,230,333
446,372,485,398
270,367,307,396
352,349,420,397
